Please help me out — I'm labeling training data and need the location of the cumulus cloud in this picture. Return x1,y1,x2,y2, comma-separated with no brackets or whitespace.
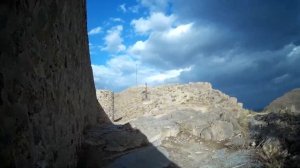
88,26,102,35
92,0,300,109
102,25,126,53
131,12,175,34
138,0,170,12
128,0,300,109
129,19,228,69
92,55,190,91
119,4,127,13
110,17,124,23
128,5,140,13
178,43,300,109
288,45,300,58
92,55,136,90
146,67,191,84
172,0,300,51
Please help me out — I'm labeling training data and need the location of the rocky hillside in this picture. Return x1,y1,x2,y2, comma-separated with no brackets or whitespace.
265,88,300,114
107,82,246,122
93,85,300,167
93,83,263,167
249,88,300,167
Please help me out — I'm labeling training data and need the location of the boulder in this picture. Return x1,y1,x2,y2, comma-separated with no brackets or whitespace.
211,121,234,141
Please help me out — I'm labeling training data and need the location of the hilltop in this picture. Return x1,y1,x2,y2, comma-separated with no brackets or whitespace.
93,83,300,167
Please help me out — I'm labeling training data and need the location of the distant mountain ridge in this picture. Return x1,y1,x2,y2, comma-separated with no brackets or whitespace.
265,88,300,114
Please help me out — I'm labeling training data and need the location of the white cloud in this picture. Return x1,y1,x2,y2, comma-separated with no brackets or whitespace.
146,67,192,83
272,73,290,84
287,45,300,58
129,21,223,69
119,4,127,13
91,54,191,90
131,12,175,34
110,17,124,23
138,0,170,12
92,55,138,89
102,25,126,53
128,5,140,13
90,0,300,109
88,26,102,35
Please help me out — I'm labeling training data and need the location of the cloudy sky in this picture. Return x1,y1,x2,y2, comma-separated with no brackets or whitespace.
87,0,300,110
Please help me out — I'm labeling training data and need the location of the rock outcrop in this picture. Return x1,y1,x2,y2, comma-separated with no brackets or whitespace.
94,83,263,167
97,82,249,142
265,88,300,114
0,1,108,167
98,82,245,122
250,88,300,167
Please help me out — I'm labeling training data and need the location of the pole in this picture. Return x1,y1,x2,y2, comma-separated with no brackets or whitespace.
112,92,114,121
136,63,137,87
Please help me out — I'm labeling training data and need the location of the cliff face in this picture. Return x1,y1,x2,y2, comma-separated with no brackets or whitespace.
0,1,108,167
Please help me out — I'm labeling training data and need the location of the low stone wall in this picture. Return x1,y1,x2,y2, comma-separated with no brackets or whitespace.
96,82,246,123
96,90,114,120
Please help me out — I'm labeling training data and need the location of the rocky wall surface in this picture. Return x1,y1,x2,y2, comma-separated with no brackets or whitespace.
265,88,300,114
96,90,114,120
111,82,245,122
0,0,108,167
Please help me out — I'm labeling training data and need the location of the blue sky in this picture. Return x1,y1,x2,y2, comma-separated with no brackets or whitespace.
86,0,300,110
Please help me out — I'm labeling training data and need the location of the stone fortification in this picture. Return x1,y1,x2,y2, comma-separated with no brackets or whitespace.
96,90,114,120
0,1,108,167
97,82,244,122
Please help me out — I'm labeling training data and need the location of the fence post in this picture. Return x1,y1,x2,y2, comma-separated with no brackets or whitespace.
112,92,115,121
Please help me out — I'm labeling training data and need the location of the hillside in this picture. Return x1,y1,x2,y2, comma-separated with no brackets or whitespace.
94,84,300,167
265,88,300,114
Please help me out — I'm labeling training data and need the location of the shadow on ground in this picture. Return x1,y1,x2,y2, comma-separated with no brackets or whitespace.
250,111,300,167
77,119,180,168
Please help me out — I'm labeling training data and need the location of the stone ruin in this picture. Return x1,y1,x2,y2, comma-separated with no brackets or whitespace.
96,90,114,121
96,82,245,123
95,83,300,167
1,0,299,167
0,0,108,167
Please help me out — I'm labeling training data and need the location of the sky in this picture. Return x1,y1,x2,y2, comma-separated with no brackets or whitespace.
86,0,300,110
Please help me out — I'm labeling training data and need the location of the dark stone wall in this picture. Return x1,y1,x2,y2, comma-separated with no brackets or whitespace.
0,0,108,167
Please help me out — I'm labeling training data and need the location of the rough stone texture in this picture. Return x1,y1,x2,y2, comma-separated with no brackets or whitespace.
0,1,108,167
96,82,249,144
97,82,246,123
87,83,262,167
96,90,114,120
265,88,300,114
249,88,300,167
210,121,234,141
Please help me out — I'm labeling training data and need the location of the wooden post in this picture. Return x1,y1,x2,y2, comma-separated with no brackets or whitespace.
112,92,115,121
145,82,148,100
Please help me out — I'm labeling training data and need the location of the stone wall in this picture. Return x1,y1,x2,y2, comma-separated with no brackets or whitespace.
107,82,243,122
96,90,114,120
96,82,246,123
0,0,109,167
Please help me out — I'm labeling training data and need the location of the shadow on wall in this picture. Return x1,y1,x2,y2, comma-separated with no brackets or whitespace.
250,112,300,167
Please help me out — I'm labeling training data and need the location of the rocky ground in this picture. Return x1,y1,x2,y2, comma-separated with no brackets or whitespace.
82,83,300,168
248,88,300,167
